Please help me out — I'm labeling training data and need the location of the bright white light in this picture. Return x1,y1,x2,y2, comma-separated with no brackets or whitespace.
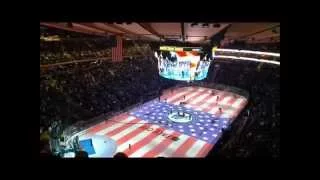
239,50,280,57
215,48,280,57
215,48,239,52
213,55,280,65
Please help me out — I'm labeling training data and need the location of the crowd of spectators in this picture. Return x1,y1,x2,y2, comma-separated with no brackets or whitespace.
40,40,112,64
206,59,280,159
40,56,176,128
40,39,154,65
40,26,154,65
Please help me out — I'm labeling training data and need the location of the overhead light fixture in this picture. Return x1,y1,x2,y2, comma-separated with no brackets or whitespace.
202,23,209,28
191,23,198,27
213,24,221,28
213,55,280,65
215,48,280,57
67,22,73,28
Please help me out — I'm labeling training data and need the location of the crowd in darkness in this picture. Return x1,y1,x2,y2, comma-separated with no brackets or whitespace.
206,57,280,159
40,57,171,128
40,26,279,158
40,26,153,65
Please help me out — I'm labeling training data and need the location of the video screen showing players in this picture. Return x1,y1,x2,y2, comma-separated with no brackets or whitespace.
154,46,212,81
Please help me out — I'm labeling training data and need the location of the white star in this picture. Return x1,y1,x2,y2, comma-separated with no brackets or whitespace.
212,134,217,137
192,133,197,136
199,127,204,130
158,117,162,119
203,131,207,134
179,129,184,132
214,124,219,127
179,125,183,128
161,121,166,123
199,115,203,118
190,129,195,132
188,125,193,128
207,120,211,122
196,123,201,126
168,124,172,127
210,128,215,131
203,137,208,140
205,124,209,126
200,120,204,122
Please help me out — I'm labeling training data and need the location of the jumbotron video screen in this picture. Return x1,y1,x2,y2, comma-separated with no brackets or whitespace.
155,46,212,81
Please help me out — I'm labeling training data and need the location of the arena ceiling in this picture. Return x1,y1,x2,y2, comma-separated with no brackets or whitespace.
40,22,280,44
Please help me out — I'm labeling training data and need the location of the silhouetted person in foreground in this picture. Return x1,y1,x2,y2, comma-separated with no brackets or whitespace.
113,152,128,158
40,139,58,158
75,150,89,159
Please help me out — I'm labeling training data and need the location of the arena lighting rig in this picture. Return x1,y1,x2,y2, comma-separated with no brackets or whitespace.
212,48,280,65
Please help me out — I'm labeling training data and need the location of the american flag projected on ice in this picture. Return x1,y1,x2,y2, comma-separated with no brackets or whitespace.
85,86,247,157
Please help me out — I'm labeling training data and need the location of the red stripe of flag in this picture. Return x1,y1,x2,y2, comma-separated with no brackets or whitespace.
123,126,166,156
172,137,197,157
87,113,128,134
196,143,213,157
104,118,141,137
115,123,153,147
112,36,123,62
142,131,181,157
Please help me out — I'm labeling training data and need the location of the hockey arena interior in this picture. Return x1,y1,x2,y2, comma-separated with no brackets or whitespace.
40,22,280,159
